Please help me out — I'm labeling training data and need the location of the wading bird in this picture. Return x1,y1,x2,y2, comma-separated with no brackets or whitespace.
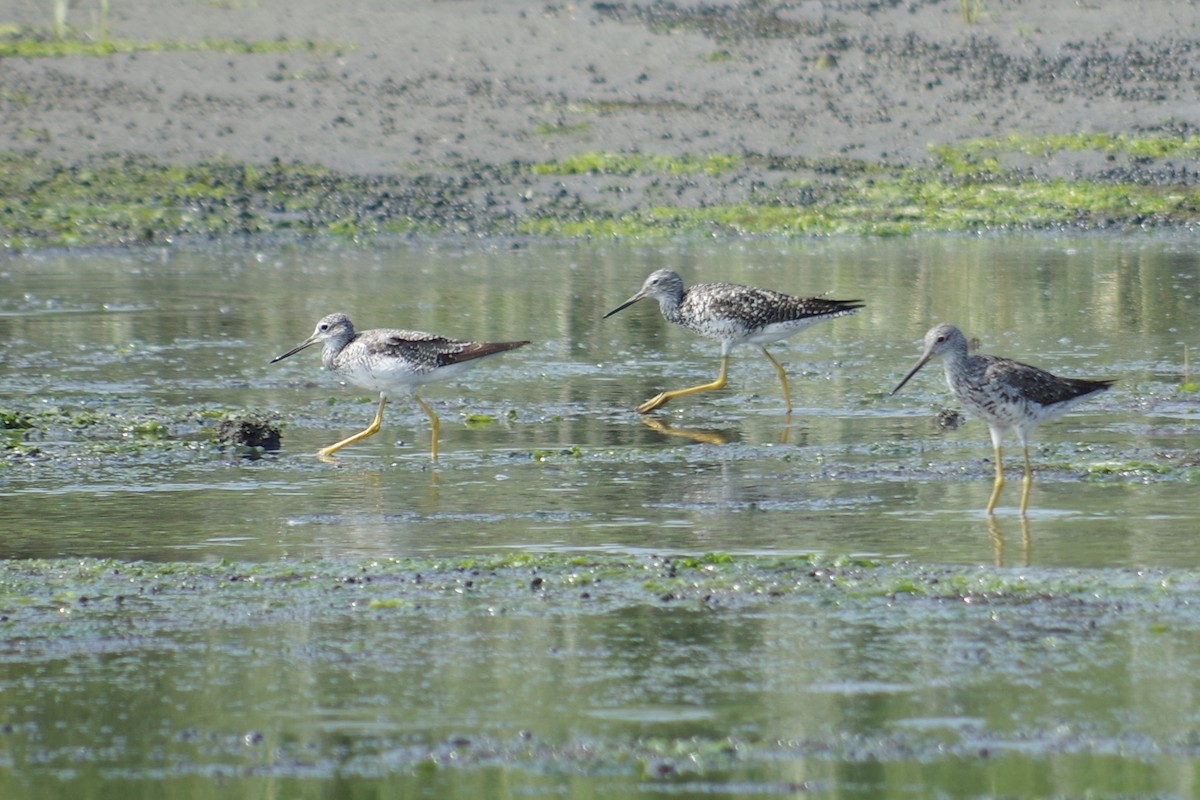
603,269,862,414
271,313,528,460
892,322,1113,515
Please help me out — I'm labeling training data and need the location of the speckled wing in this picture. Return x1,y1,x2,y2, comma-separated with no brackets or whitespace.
371,330,528,374
985,357,1113,408
694,283,863,326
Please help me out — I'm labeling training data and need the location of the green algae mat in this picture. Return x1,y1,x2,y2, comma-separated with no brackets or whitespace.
6,132,1200,249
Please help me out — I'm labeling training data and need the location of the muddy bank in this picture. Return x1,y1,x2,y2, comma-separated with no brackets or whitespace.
2,0,1200,244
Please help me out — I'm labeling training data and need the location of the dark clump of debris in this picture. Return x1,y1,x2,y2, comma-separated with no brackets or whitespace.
214,416,282,452
933,408,965,431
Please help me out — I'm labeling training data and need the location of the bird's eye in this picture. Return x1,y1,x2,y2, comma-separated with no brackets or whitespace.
936,335,946,343
319,324,329,331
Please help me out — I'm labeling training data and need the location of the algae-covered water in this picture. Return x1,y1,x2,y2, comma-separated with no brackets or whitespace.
2,236,1199,797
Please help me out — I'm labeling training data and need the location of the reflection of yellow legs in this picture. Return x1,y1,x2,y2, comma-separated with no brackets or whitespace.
638,355,729,414
760,346,793,414
640,416,728,445
987,515,1033,566
317,393,441,461
987,515,1004,565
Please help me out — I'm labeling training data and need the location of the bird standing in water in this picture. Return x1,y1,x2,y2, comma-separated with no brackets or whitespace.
271,313,528,460
603,269,862,414
891,322,1113,515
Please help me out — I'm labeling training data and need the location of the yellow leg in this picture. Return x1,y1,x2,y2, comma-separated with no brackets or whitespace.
985,442,1005,515
1018,445,1034,516
318,396,386,459
760,347,792,414
1019,515,1032,564
637,355,729,414
412,393,440,460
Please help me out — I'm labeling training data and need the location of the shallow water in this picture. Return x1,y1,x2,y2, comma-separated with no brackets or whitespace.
2,236,1199,798
2,236,1196,566
3,556,1199,800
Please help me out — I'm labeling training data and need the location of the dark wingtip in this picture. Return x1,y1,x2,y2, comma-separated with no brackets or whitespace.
1069,376,1115,400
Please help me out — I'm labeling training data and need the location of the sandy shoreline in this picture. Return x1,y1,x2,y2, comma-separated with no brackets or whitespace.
3,0,1200,242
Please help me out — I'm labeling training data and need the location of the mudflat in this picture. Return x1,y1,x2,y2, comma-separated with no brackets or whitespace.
3,0,1199,238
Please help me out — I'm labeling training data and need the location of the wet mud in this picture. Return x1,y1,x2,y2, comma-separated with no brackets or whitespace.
2,1,1200,245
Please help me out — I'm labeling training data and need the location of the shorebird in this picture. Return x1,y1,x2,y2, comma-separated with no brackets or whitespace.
270,313,528,460
603,269,862,413
891,323,1113,515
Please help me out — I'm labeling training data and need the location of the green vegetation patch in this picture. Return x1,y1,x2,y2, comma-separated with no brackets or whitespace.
3,130,1200,249
933,132,1200,174
0,153,441,248
518,177,1200,237
0,29,332,58
0,408,35,450
0,409,34,430
521,134,1200,236
530,151,742,176
462,413,496,429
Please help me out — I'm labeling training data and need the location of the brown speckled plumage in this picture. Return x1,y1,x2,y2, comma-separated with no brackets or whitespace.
604,269,862,413
270,313,528,459
892,322,1113,515
606,269,862,352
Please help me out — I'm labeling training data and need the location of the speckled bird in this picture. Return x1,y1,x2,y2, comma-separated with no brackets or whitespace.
270,313,528,460
891,322,1114,515
603,269,863,414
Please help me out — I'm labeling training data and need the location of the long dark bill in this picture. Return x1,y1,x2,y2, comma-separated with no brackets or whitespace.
602,293,645,319
269,336,319,364
890,353,933,396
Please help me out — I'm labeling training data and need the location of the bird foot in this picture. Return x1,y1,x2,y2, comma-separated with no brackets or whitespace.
637,393,671,414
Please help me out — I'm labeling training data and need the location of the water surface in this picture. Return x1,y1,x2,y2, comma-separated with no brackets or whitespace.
2,236,1198,799
2,236,1194,567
